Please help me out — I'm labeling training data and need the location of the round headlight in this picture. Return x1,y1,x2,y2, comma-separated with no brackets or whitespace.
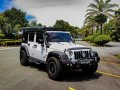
64,49,73,57
69,50,73,56
91,52,94,57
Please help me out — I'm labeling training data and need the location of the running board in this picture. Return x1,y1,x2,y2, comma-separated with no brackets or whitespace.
28,57,46,64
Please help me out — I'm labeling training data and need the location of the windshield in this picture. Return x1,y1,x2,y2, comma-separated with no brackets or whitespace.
46,32,73,42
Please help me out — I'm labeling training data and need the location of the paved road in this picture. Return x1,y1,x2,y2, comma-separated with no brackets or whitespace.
0,42,120,90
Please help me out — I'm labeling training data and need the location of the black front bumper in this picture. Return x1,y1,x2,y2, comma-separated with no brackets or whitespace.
61,56,100,67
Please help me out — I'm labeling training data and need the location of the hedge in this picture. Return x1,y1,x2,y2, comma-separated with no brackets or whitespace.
0,39,15,42
0,34,5,39
83,35,94,42
0,40,22,46
94,35,111,46
83,33,100,43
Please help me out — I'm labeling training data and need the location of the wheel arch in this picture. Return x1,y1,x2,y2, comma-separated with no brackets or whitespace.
46,51,69,63
91,51,100,62
20,45,30,56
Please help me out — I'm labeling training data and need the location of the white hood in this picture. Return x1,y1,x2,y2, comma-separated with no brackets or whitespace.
49,42,86,51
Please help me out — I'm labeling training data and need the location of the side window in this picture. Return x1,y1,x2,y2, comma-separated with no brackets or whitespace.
29,33,35,42
22,32,28,43
36,32,44,43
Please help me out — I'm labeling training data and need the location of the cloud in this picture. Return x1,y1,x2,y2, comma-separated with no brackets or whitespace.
12,0,120,27
14,0,80,10
13,0,86,27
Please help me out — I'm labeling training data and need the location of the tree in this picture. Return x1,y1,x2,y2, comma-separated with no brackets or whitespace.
53,20,72,31
0,13,7,33
115,9,120,39
85,0,118,34
53,20,80,37
29,21,37,26
103,19,115,34
79,25,90,37
13,24,21,33
84,16,96,34
37,23,42,26
94,14,107,34
4,8,28,30
0,8,28,38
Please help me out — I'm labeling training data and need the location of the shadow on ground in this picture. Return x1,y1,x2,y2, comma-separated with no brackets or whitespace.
29,63,102,82
61,71,102,82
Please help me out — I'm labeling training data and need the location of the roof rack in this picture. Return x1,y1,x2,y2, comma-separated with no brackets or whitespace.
21,26,64,32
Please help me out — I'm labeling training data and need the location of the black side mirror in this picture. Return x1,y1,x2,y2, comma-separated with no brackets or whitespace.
73,39,75,43
46,43,50,48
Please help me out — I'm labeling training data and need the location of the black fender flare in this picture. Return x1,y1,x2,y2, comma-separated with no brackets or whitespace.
91,51,100,62
47,51,70,64
20,45,30,56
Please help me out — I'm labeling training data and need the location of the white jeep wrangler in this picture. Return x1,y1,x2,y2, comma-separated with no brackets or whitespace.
20,27,100,80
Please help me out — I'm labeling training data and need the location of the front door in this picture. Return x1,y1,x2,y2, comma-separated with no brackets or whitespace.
34,32,46,61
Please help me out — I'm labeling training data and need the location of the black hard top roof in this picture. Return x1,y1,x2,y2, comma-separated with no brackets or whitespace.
21,26,65,32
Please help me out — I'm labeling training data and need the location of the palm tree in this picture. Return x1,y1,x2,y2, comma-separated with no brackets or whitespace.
94,13,107,34
85,0,118,34
84,16,96,34
115,9,120,40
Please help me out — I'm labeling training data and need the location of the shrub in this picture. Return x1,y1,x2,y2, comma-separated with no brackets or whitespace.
0,39,15,43
94,35,112,46
83,33,100,42
5,40,22,46
0,42,5,46
0,34,5,39
0,40,21,46
16,34,22,39
83,35,94,42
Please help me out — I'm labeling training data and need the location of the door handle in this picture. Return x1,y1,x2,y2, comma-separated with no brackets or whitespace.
34,45,37,48
28,43,30,46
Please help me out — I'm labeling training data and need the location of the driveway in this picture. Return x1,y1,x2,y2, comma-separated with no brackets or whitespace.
0,42,120,90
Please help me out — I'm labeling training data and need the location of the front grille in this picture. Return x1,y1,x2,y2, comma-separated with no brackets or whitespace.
74,50,90,60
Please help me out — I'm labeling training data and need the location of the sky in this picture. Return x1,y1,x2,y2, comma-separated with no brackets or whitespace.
0,0,120,28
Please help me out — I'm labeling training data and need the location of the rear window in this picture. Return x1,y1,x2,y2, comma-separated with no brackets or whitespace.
29,33,35,42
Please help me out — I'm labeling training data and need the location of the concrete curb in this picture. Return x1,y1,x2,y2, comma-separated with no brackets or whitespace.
0,47,19,51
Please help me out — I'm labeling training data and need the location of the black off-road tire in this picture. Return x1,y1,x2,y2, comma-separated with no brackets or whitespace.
82,63,98,74
46,57,63,80
20,50,29,66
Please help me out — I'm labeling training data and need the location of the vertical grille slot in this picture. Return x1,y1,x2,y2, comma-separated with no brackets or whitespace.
74,50,90,60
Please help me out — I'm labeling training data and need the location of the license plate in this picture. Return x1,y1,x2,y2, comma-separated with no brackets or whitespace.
80,59,91,64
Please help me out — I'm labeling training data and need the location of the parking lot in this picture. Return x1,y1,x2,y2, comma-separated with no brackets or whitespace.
0,41,120,90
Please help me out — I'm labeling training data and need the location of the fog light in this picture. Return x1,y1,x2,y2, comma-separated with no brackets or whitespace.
70,58,72,60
